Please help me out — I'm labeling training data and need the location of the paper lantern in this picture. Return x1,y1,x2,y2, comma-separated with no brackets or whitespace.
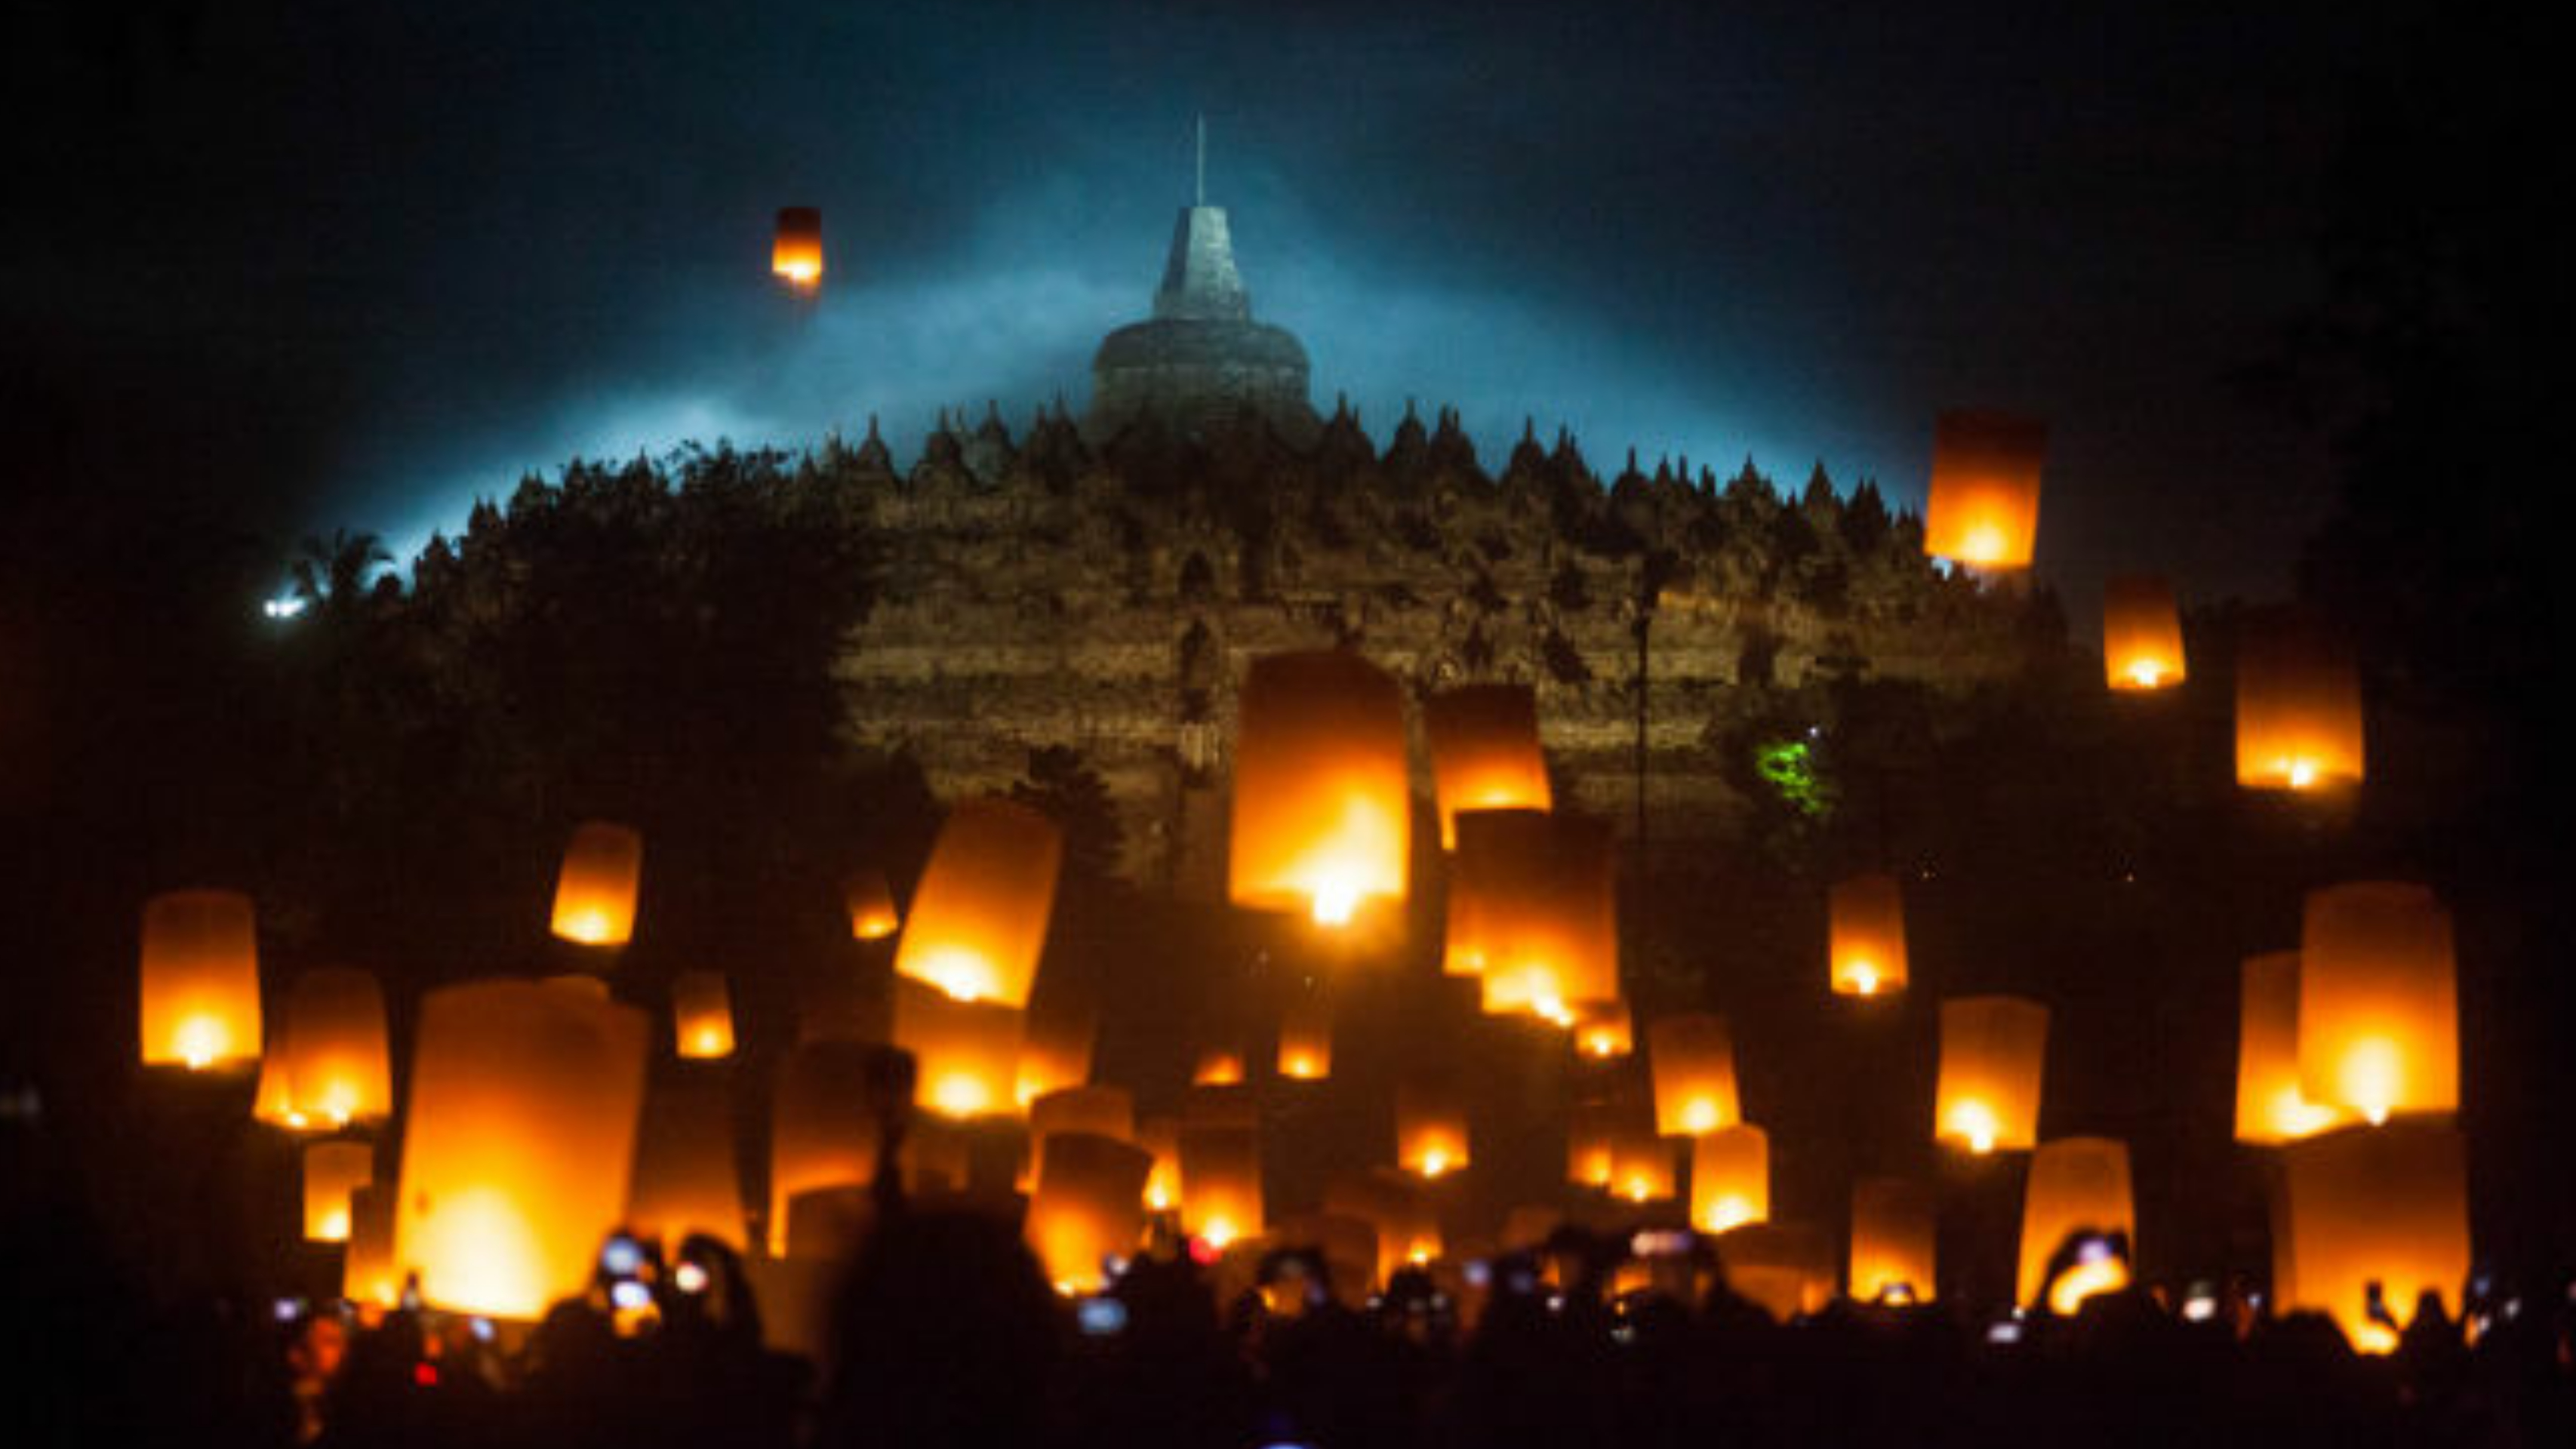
1014,977,1097,1106
1395,1080,1471,1178
1325,1168,1443,1284
670,971,736,1060
1567,1098,1626,1188
1720,1221,1835,1321
1178,1122,1263,1247
2235,952,2344,1144
2299,883,2458,1125
846,868,900,940
1030,1084,1134,1186
1648,1013,1740,1136
1453,811,1619,1022
1228,650,1411,928
549,821,642,947
1827,873,1908,998
342,1184,399,1307
2017,1137,2134,1309
2235,617,2365,792
628,1081,746,1251
1690,1124,1769,1234
1425,684,1552,851
139,888,261,1070
273,968,392,1129
1137,1115,1182,1213
303,1140,374,1244
2281,1121,2470,1353
1193,1045,1247,1087
1276,992,1333,1080
773,207,823,288
1608,1126,1678,1204
1934,995,2048,1154
1028,1132,1153,1294
892,977,1025,1121
1572,998,1633,1060
894,798,1062,1008
252,1049,300,1130
1922,410,2045,570
394,980,649,1320
2101,574,2186,691
1849,1177,1937,1304
771,1041,897,1255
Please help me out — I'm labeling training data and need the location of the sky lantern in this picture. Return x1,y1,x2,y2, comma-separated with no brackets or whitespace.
1178,1122,1263,1248
277,968,392,1129
1030,1084,1134,1186
1934,995,2048,1154
2017,1137,2135,1311
1028,1132,1153,1294
342,1184,399,1307
1922,410,2045,571
670,970,736,1060
1228,650,1411,929
252,1050,300,1129
1568,1097,1625,1189
892,977,1025,1121
773,206,823,289
894,798,1063,1008
1326,1168,1444,1282
1014,974,1097,1106
1571,998,1633,1060
1608,1124,1679,1204
1396,1079,1472,1178
1137,1115,1182,1213
1721,1222,1836,1321
1690,1124,1770,1234
2281,1121,2470,1354
549,821,643,948
1849,1177,1937,1304
1424,684,1553,851
771,1041,894,1255
139,888,262,1071
2299,882,2458,1125
394,980,649,1321
1648,1013,1741,1136
2101,574,2187,691
2236,952,2344,1144
628,1081,746,1252
1276,992,1333,1080
1827,873,1909,998
846,868,901,941
2234,616,2365,792
303,1140,374,1243
1454,811,1619,1023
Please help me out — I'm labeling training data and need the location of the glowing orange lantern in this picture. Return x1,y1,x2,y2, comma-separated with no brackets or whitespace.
773,207,823,289
2235,616,2365,792
1137,1115,1181,1213
1608,1125,1678,1204
1193,1045,1248,1087
2101,574,2186,691
894,798,1062,1008
1453,811,1618,1022
1849,1177,1937,1303
2280,1121,2470,1353
1396,1079,1471,1178
846,868,901,940
139,888,261,1070
1424,684,1552,851
1028,1131,1153,1294
670,970,736,1060
892,977,1025,1121
393,980,649,1320
1229,650,1411,928
1922,410,2045,571
549,821,642,947
2017,1137,2134,1310
342,1184,399,1307
1690,1124,1769,1234
1276,992,1333,1080
303,1140,374,1243
1721,1221,1835,1321
1178,1122,1263,1247
1935,995,2048,1154
1827,873,1908,998
1568,1097,1626,1188
628,1081,746,1251
274,968,392,1129
1014,976,1097,1106
1648,1013,1740,1136
771,1041,895,1254
2299,882,2457,1125
253,1050,300,1129
2236,951,2344,1144
1572,998,1633,1059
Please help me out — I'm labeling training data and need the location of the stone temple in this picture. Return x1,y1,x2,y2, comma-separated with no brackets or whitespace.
1084,190,1321,447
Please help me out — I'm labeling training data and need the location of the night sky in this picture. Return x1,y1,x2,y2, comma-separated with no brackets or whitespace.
8,1,2394,611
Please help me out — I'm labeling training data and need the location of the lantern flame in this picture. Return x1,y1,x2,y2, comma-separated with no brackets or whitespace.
1851,964,1880,996
2125,662,2168,689
1950,1101,2000,1155
1310,872,1362,928
1418,1149,1451,1179
176,1017,228,1070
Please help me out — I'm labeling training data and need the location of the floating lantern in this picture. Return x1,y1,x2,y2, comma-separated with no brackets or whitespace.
1178,1122,1263,1247
276,968,392,1129
1137,1115,1182,1213
1028,1132,1153,1294
1720,1221,1836,1321
1648,1013,1741,1136
1827,873,1908,998
342,1185,399,1307
894,798,1062,1008
2101,574,2187,691
670,971,736,1060
303,1140,374,1243
1690,1124,1770,1234
628,1081,746,1251
2281,1121,2470,1353
1608,1125,1678,1204
394,980,649,1320
1276,992,1333,1080
891,977,1024,1121
1567,1098,1627,1188
773,207,823,289
1922,410,2045,571
2017,1137,2134,1310
1935,995,2048,1154
1453,811,1618,1022
139,888,262,1070
1193,1045,1247,1087
549,821,643,947
1424,684,1552,851
1030,1084,1134,1186
2299,883,2457,1125
1326,1168,1443,1283
1015,976,1097,1106
771,1041,896,1255
2235,616,2365,792
1396,1080,1471,1179
846,868,901,940
252,1050,300,1129
2236,952,2344,1144
1572,998,1633,1059
1229,650,1411,928
1849,1177,1937,1303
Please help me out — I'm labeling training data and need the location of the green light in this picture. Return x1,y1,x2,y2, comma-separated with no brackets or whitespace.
1753,740,1833,819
